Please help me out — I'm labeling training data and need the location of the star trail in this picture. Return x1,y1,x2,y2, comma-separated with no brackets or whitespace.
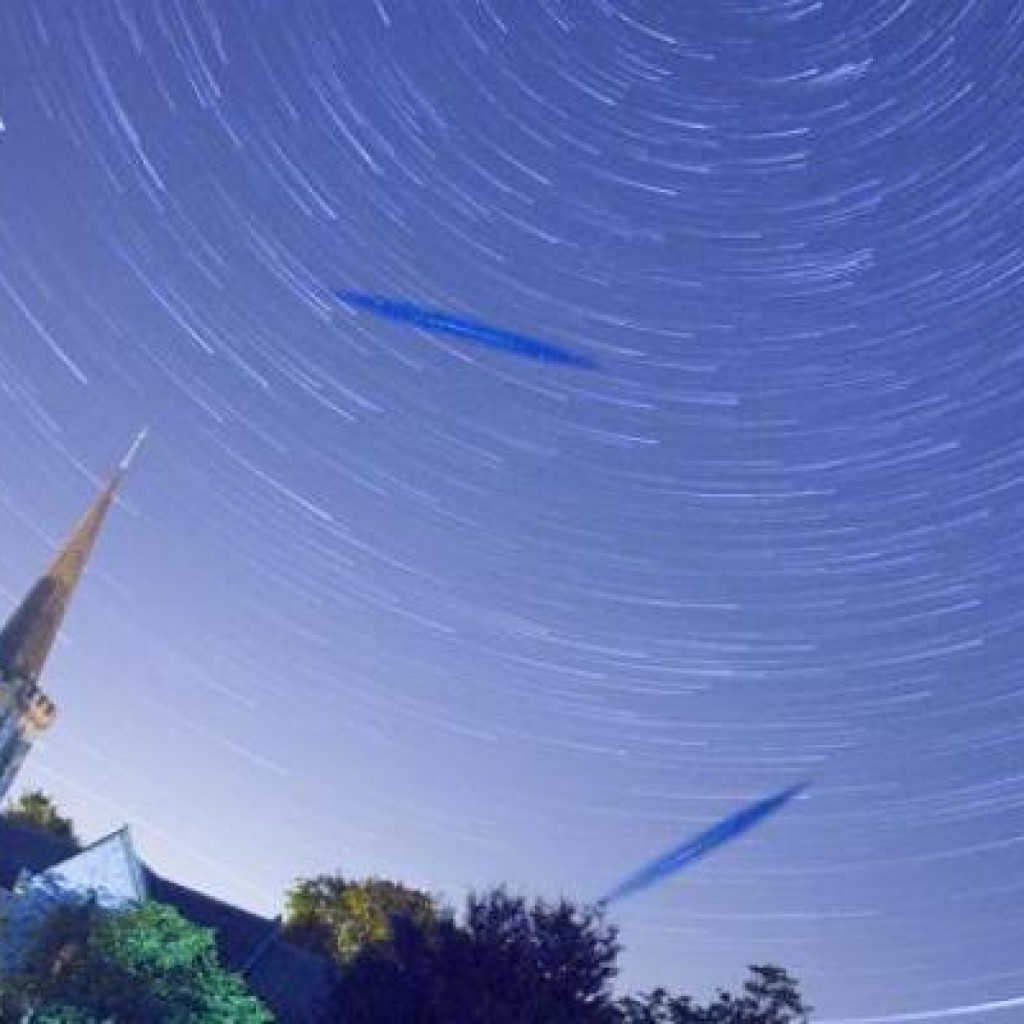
0,2,1022,1020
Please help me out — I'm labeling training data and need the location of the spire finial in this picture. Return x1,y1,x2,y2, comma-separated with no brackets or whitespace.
118,426,149,475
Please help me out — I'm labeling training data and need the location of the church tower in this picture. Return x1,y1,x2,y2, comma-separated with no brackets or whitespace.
0,432,144,801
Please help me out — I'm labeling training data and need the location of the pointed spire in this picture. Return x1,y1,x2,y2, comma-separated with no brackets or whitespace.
0,432,143,684
118,426,148,476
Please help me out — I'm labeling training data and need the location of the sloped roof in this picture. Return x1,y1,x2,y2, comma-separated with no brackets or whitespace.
143,869,280,970
31,826,147,909
0,818,333,1022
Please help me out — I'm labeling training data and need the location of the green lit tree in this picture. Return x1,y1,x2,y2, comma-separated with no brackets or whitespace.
22,1007,104,1023
4,900,270,1024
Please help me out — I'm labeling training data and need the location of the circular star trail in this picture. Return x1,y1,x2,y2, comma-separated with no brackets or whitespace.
0,3,1022,1020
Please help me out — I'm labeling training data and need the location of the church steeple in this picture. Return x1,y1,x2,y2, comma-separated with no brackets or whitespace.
0,431,144,684
0,431,144,800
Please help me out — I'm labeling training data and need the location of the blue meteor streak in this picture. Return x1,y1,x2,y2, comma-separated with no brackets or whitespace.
334,291,597,369
599,783,808,907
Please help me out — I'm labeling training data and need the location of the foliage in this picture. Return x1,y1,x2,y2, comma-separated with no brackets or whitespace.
23,1007,105,1023
1,858,809,1024
731,965,810,1024
284,873,439,963
329,908,459,1023
461,887,621,1023
3,899,271,1024
618,965,810,1024
313,876,809,1024
333,885,622,1024
2,790,77,844
618,987,702,1023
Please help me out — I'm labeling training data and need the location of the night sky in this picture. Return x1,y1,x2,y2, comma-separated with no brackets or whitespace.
1,2,1022,1020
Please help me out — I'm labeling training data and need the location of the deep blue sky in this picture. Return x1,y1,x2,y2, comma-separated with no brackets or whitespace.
1,2,1022,1020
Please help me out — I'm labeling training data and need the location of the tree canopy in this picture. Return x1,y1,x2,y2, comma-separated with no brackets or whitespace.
618,965,810,1024
1,899,270,1024
284,872,439,963
329,885,622,1024
2,790,77,844
0,850,811,1022
283,870,811,1024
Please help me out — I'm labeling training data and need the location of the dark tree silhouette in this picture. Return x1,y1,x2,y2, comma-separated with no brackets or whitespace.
618,987,703,1023
332,886,622,1024
730,965,810,1023
618,965,810,1024
2,790,77,844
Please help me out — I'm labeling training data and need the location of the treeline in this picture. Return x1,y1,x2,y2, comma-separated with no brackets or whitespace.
1,792,811,1023
286,874,809,1024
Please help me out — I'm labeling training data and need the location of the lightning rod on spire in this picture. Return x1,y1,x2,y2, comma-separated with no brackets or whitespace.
118,426,149,475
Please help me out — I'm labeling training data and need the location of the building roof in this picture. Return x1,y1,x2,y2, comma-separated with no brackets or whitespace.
28,825,148,909
0,818,333,1022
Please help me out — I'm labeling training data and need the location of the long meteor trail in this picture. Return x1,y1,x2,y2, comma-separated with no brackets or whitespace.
334,291,598,369
599,783,808,907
